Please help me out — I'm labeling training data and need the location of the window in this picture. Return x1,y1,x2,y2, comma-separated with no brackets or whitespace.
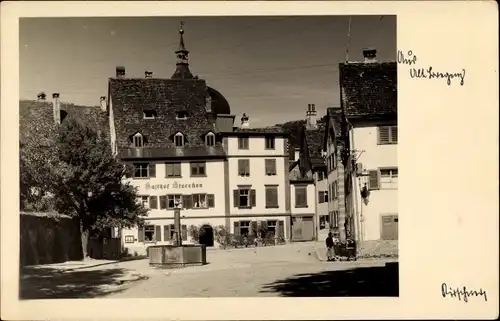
176,111,188,120
205,133,215,146
238,159,250,176
166,162,181,177
133,133,144,148
234,188,255,208
143,110,157,119
149,196,158,209
265,185,279,208
318,191,328,203
330,181,338,199
190,162,206,177
192,194,208,209
380,168,398,189
295,185,308,208
317,171,325,181
167,194,182,209
265,136,275,150
139,196,149,208
124,235,135,243
332,211,339,228
159,195,167,209
267,220,277,233
265,159,277,176
378,125,398,144
174,133,184,147
144,225,155,242
239,189,250,207
239,221,250,236
238,136,249,149
133,163,154,178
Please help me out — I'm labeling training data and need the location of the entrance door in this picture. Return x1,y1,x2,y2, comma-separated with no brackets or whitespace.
291,217,303,241
301,216,314,241
381,215,398,240
199,225,214,247
291,216,315,241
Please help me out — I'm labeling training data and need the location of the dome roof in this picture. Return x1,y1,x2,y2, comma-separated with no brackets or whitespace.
207,87,231,115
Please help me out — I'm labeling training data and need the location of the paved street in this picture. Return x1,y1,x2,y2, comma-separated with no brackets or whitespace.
107,242,398,297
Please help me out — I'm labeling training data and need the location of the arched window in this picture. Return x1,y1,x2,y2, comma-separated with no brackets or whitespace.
205,132,215,146
174,133,184,147
133,133,144,148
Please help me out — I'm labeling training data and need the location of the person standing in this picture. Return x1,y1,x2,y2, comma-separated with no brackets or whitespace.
325,232,334,261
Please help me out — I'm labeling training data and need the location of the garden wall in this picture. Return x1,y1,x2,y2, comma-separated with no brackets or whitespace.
20,212,83,266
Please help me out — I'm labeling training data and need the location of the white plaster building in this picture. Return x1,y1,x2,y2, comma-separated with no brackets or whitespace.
339,49,398,242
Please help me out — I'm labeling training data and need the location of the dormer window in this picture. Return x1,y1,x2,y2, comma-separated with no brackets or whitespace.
143,110,157,119
205,132,215,146
176,111,188,120
133,133,144,148
174,133,184,147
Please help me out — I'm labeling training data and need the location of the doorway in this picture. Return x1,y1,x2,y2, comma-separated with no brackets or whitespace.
199,224,214,247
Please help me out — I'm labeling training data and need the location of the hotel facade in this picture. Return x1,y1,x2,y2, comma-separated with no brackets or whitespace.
104,26,295,254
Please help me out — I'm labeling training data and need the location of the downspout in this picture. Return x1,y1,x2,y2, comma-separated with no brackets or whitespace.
346,118,363,245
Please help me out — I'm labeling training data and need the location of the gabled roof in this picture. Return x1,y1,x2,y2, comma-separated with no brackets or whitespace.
19,100,109,145
323,107,346,151
109,78,220,155
339,61,397,120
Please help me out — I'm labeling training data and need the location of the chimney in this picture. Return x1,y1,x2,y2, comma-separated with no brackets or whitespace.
363,48,377,63
241,113,250,128
52,93,61,125
116,66,126,78
145,70,153,78
100,96,107,112
306,103,317,130
37,92,47,100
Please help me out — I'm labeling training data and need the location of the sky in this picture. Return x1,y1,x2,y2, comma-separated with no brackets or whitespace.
20,16,396,127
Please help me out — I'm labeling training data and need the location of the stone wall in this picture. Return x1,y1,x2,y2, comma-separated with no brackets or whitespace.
20,212,83,266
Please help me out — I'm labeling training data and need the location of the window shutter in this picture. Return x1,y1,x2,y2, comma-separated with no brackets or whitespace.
175,163,181,176
265,188,271,207
238,159,244,175
245,160,250,176
182,194,192,209
234,221,240,236
250,189,256,207
165,164,173,177
181,225,187,241
138,226,144,242
378,127,390,144
271,159,276,175
149,163,156,177
265,159,271,175
277,220,285,238
233,190,239,207
368,170,380,190
149,196,158,209
391,126,398,143
207,194,215,207
164,225,171,241
159,195,167,209
155,225,161,242
318,191,325,203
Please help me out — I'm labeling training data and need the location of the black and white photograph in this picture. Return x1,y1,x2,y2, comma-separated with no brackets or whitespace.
17,15,399,299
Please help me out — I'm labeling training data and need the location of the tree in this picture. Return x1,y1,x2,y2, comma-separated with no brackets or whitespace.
19,111,148,257
45,118,147,257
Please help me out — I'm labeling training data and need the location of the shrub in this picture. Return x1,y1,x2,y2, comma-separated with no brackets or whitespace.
187,225,201,243
214,225,232,248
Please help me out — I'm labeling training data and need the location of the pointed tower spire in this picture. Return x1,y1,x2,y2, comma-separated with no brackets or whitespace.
171,21,194,79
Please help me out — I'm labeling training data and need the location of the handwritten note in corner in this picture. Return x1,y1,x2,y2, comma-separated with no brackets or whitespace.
397,50,466,86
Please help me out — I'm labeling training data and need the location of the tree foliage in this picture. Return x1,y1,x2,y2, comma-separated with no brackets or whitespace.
20,117,148,237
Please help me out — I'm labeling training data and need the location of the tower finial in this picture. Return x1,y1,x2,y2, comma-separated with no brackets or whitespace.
171,20,194,79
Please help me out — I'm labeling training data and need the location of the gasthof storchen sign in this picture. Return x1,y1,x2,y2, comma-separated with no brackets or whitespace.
145,181,203,190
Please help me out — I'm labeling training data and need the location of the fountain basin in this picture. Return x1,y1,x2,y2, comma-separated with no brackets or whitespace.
148,244,207,268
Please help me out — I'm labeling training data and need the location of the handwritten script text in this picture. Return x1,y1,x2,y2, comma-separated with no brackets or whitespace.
398,50,466,86
441,283,488,303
